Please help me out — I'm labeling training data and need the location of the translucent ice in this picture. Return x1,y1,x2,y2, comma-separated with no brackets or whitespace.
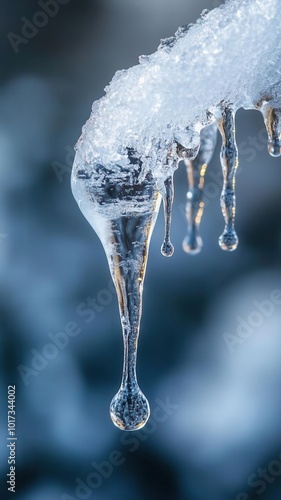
182,123,217,254
71,0,281,429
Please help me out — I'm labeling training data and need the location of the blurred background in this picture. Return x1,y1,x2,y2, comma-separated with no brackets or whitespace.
1,0,281,499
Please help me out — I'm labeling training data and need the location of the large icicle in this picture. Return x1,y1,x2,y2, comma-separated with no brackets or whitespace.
108,209,158,430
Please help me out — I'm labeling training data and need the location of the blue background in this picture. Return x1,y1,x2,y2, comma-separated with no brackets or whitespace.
1,1,281,499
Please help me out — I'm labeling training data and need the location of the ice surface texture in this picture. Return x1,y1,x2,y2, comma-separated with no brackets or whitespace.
71,0,281,430
73,0,280,176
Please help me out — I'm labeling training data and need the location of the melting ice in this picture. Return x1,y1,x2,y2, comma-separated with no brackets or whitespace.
71,0,281,430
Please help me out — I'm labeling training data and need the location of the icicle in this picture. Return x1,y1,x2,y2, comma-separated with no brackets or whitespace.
182,123,217,254
161,175,175,257
104,178,161,430
260,103,281,157
71,0,281,430
109,209,159,430
72,160,162,431
217,105,239,251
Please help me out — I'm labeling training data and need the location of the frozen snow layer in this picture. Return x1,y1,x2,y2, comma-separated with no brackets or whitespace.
73,0,281,179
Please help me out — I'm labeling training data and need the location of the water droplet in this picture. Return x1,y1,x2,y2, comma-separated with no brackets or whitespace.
217,105,239,251
260,103,281,157
110,387,150,431
182,123,217,254
161,175,174,257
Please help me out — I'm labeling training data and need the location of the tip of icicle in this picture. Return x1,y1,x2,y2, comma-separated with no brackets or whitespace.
182,235,202,255
218,230,238,251
110,389,150,431
161,241,174,257
268,141,281,157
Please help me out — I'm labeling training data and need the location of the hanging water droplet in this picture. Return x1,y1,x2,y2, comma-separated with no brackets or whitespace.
217,105,239,251
161,175,174,257
182,123,217,254
260,103,281,157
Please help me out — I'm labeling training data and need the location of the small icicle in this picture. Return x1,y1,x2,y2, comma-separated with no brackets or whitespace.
161,175,174,257
182,123,217,254
260,103,281,157
182,159,205,254
217,105,239,251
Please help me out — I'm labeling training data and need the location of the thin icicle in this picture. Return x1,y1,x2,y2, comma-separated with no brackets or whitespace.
183,123,217,254
161,175,175,257
217,105,239,251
